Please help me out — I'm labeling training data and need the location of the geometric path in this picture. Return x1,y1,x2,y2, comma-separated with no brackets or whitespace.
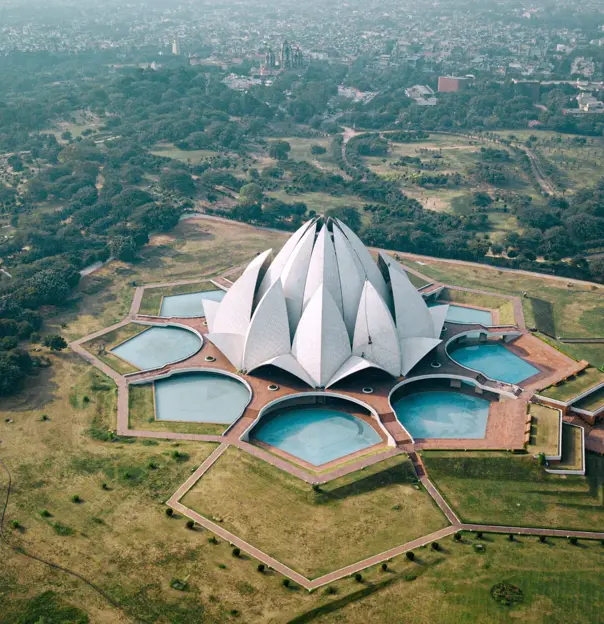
167,443,604,591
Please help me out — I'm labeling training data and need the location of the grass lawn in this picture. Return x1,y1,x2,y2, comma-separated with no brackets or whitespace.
266,190,364,213
128,384,226,436
397,259,604,366
528,404,560,458
436,287,517,325
422,451,603,531
540,367,604,402
151,142,222,163
138,280,218,316
555,424,584,472
574,386,604,413
182,447,448,578
406,271,431,288
268,137,343,175
298,532,604,624
81,322,148,374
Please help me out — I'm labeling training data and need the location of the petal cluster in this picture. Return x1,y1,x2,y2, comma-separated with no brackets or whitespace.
203,217,448,388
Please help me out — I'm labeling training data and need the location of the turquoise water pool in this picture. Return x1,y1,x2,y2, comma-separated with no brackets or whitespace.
154,372,250,423
429,302,492,325
393,391,490,439
450,343,539,384
159,289,225,318
111,326,201,370
251,408,382,465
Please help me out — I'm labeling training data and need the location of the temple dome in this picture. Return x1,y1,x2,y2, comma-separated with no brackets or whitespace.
203,217,447,389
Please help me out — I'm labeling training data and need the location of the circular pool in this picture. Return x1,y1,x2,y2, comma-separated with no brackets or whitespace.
392,391,490,439
111,326,201,370
251,408,381,466
154,372,250,424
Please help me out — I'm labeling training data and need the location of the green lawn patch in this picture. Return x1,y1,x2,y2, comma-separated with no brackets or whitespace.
82,323,148,374
540,367,604,402
128,384,226,436
528,404,560,458
138,280,217,316
528,297,556,336
555,424,584,472
435,287,517,324
405,271,431,288
573,386,604,413
182,447,448,578
423,450,603,531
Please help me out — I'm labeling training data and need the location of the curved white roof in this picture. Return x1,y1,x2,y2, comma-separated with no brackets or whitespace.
303,224,343,315
352,281,401,377
333,225,366,336
243,279,291,372
203,217,444,388
292,285,351,388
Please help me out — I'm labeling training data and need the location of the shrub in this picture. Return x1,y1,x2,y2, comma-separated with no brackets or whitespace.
40,414,49,421
39,509,51,518
101,483,109,490
148,461,158,470
325,586,337,595
381,562,388,571
232,547,241,557
10,520,20,529
354,573,363,583
431,542,440,551
476,532,483,539
569,537,578,546
257,564,265,573
454,533,462,541
406,551,415,561
71,495,81,503
537,452,546,466
186,520,195,530
165,508,174,517
82,395,90,403
208,536,218,544
539,535,546,543
312,484,321,492
282,579,290,588
508,534,514,542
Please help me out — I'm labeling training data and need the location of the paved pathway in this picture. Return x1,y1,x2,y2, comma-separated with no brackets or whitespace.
167,439,604,591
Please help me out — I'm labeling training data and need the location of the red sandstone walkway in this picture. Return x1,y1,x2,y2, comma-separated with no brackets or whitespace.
167,440,604,591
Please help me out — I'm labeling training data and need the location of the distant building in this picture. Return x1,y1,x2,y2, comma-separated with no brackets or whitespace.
437,76,472,93
262,41,303,72
513,79,541,103
172,38,180,56
279,40,303,70
577,92,604,112
405,85,437,106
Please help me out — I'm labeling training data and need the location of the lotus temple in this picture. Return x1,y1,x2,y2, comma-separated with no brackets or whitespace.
75,216,604,477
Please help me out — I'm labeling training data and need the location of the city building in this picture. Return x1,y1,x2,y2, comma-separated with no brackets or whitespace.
405,85,438,106
437,76,472,93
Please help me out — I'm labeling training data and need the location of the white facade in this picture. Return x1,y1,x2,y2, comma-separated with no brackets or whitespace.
203,217,448,388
